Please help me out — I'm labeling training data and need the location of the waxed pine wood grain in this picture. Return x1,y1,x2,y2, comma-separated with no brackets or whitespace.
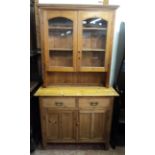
44,11,77,72
37,5,119,150
39,96,115,148
35,86,119,96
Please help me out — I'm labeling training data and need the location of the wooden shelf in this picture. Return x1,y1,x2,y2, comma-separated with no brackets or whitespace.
80,67,106,72
82,49,105,52
49,26,72,30
49,48,73,51
83,27,107,30
47,67,74,72
49,48,105,52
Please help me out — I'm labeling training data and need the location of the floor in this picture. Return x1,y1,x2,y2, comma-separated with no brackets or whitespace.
31,144,125,155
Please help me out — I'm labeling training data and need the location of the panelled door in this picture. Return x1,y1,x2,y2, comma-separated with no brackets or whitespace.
45,110,59,141
43,11,77,72
78,11,113,72
61,110,77,142
78,110,107,142
45,109,77,142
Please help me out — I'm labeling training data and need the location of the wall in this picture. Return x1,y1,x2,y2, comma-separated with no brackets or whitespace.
111,22,125,85
109,0,125,85
38,0,125,86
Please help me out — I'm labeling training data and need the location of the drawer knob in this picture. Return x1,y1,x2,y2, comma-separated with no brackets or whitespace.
55,102,63,106
90,102,98,106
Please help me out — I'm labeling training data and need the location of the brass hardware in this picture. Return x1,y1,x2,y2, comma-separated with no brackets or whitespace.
55,102,63,106
90,102,98,106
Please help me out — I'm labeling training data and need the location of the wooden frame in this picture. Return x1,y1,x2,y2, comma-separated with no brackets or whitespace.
39,96,114,149
37,4,119,150
78,11,114,72
43,11,77,72
38,4,119,87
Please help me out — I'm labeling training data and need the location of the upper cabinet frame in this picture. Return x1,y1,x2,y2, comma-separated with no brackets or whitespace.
39,5,119,87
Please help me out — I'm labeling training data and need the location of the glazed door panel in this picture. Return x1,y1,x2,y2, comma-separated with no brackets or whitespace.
43,11,78,72
78,11,113,72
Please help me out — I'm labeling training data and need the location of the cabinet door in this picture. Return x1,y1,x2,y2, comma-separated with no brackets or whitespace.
78,11,113,72
43,11,77,72
45,110,60,141
78,111,92,141
45,109,77,142
60,110,77,142
79,110,107,142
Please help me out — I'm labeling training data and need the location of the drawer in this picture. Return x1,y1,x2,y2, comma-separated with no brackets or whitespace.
41,97,76,108
79,97,111,109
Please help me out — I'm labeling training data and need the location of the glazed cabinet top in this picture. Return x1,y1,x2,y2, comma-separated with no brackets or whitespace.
39,5,119,87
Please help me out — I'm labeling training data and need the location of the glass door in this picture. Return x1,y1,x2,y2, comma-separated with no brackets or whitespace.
78,12,110,72
45,11,77,72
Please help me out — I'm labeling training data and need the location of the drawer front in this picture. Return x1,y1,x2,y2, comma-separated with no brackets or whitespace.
79,97,111,109
41,97,76,108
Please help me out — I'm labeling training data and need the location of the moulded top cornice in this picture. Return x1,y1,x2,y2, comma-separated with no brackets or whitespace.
38,4,119,11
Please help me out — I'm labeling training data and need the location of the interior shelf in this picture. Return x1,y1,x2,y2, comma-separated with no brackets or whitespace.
82,49,105,52
83,27,107,30
49,48,73,51
49,26,72,30
49,27,106,30
49,49,105,52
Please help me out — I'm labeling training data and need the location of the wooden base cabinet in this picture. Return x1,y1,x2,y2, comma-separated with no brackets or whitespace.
39,96,114,149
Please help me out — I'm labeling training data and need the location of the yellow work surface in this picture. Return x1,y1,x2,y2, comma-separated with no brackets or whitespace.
35,86,119,96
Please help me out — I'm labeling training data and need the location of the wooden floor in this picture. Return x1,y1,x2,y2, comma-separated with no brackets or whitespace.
31,144,125,155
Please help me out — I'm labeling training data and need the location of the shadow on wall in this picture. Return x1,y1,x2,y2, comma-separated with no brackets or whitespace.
113,22,125,84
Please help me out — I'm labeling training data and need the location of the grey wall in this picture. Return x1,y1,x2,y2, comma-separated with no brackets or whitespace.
110,22,125,86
